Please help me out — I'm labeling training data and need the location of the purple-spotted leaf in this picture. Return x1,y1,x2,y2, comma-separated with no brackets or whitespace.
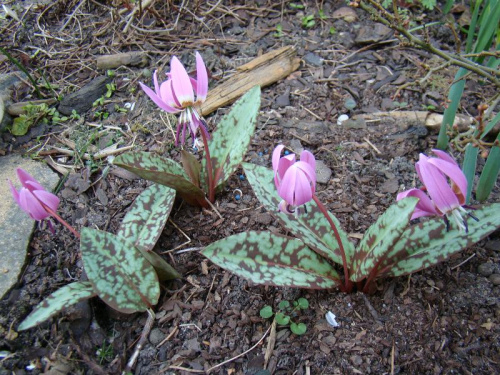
349,197,418,282
242,162,354,266
180,150,201,187
202,86,260,189
113,152,208,207
18,282,96,331
379,203,500,277
117,183,176,252
202,231,340,289
80,228,159,313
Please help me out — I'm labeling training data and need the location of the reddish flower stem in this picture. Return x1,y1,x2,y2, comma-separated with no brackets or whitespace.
40,202,80,239
200,128,215,203
312,195,353,292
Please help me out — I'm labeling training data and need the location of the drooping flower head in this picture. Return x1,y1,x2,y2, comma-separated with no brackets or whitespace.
272,145,317,214
9,168,60,229
397,149,472,231
139,52,209,146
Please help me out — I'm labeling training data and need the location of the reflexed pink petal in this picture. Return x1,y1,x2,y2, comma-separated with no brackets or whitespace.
397,188,438,219
431,149,459,167
33,190,60,212
272,145,286,173
170,56,194,106
427,157,467,205
295,160,316,188
8,180,21,205
19,188,48,220
160,80,181,109
140,82,178,113
291,166,314,206
300,150,316,171
417,156,459,214
278,165,298,205
277,154,296,182
194,52,208,102
16,169,44,191
153,70,160,95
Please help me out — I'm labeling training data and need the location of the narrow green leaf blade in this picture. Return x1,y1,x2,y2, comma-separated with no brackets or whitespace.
80,228,160,313
180,150,201,187
462,144,479,204
476,137,500,202
202,231,340,289
113,152,207,207
205,86,261,188
243,162,354,266
137,248,180,281
18,282,96,331
117,184,176,252
349,197,418,282
379,203,500,277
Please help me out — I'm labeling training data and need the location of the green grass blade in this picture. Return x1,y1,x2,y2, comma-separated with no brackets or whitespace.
476,135,500,202
462,143,479,204
480,111,500,139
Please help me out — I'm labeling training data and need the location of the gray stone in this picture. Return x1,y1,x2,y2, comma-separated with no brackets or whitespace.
275,91,290,107
355,23,393,44
316,160,332,184
149,328,166,346
332,7,358,23
0,155,60,299
303,52,323,67
485,240,500,252
289,139,303,154
489,274,500,286
478,263,496,277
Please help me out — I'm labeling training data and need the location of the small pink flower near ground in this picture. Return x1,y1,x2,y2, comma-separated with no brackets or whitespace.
272,145,317,214
397,149,474,231
139,52,209,146
9,168,60,228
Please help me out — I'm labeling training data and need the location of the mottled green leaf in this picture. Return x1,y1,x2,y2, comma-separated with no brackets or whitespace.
117,184,176,252
204,86,260,188
18,282,96,331
379,203,500,277
243,162,354,266
202,230,340,289
113,152,208,207
349,198,418,282
180,150,201,187
80,228,159,313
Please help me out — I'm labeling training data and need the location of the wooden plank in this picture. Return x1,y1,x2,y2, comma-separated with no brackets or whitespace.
200,46,300,116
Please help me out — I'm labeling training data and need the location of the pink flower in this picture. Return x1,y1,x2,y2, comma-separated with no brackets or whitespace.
397,149,469,230
272,145,316,214
139,52,209,146
9,168,60,222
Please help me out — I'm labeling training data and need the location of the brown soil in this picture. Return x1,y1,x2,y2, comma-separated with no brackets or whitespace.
1,1,499,374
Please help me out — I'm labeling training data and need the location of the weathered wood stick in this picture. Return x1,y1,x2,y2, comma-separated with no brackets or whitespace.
200,46,300,116
96,52,148,70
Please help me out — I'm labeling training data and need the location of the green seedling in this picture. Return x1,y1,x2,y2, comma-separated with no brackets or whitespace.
301,14,315,28
259,297,309,335
96,340,113,364
289,3,305,9
11,103,68,136
274,24,283,37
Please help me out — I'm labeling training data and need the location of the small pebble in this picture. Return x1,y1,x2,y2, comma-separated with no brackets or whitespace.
239,174,245,181
489,274,500,286
337,114,349,125
235,194,241,201
258,151,263,157
149,328,166,346
478,263,496,277
284,150,290,155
